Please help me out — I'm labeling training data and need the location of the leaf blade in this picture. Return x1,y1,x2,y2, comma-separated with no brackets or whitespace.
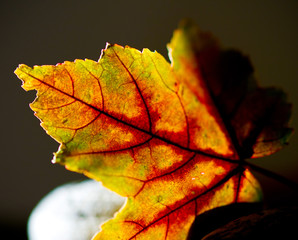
15,20,292,240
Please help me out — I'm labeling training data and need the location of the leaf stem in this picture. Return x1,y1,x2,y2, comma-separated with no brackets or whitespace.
244,161,298,192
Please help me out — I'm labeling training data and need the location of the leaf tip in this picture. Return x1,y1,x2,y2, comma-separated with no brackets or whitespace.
14,64,32,89
14,63,26,75
99,42,113,60
105,42,111,49
177,18,197,29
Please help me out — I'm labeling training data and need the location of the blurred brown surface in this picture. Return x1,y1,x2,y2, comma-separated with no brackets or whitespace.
202,206,298,240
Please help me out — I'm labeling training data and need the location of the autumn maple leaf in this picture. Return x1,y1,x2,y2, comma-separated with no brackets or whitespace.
15,20,292,240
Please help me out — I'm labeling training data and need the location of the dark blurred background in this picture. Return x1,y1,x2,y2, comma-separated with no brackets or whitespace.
1,0,298,239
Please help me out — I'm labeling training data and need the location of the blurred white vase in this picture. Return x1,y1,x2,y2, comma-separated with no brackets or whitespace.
28,180,125,240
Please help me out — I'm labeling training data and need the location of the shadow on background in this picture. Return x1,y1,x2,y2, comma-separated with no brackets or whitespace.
0,221,27,239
